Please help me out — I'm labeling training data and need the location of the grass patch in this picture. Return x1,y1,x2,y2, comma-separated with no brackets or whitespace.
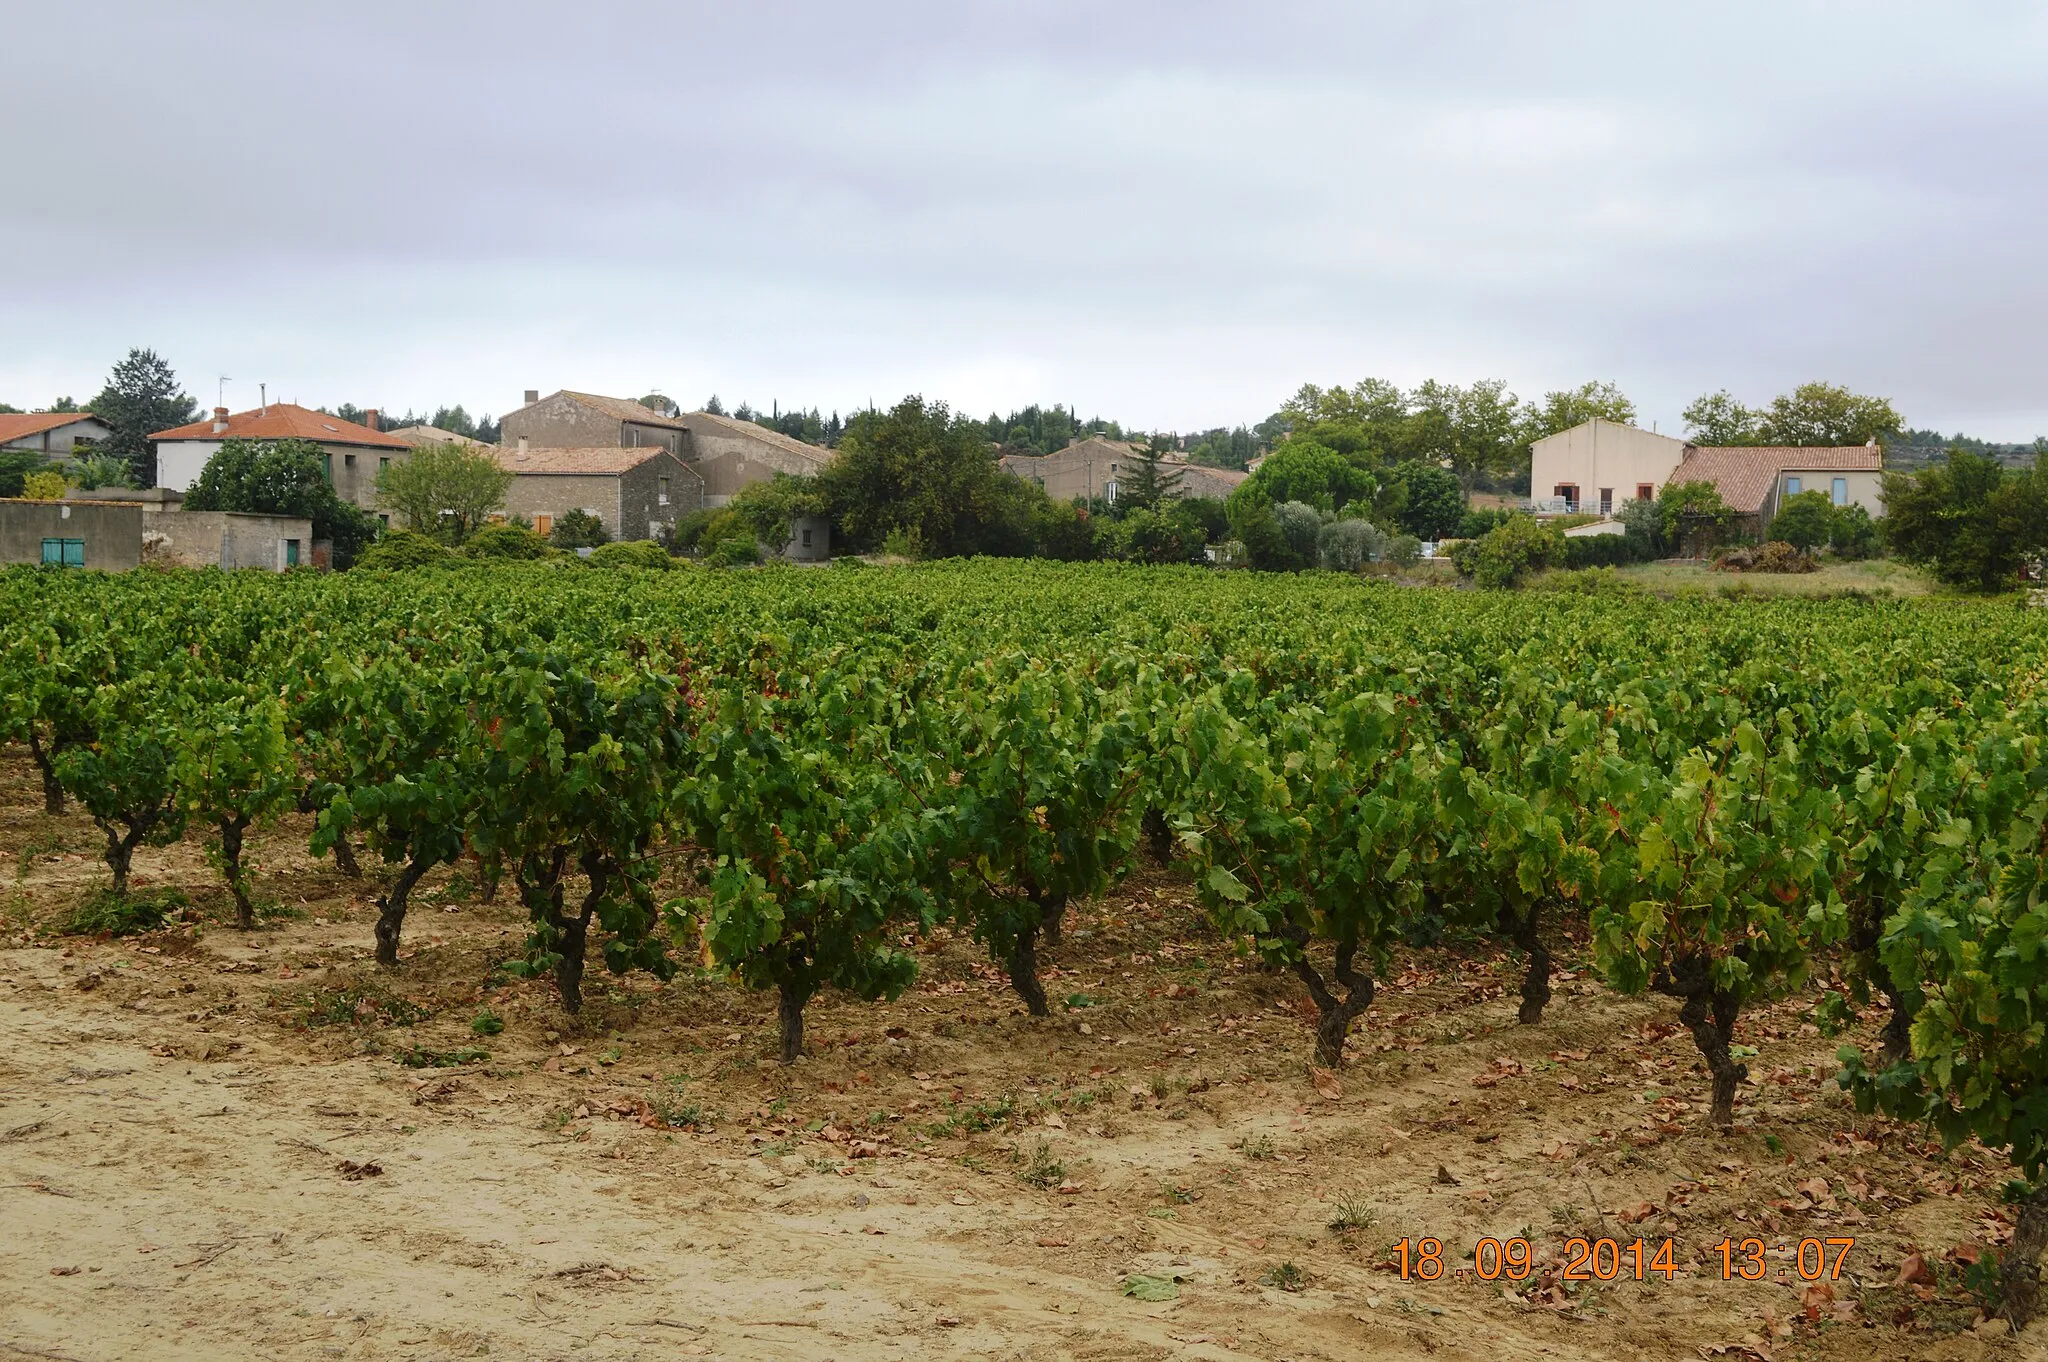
926,1094,1016,1137
396,1045,488,1069
470,1009,505,1036
62,887,188,937
300,983,431,1028
1261,1261,1307,1292
1235,1132,1276,1160
1017,1140,1066,1189
1327,1190,1377,1232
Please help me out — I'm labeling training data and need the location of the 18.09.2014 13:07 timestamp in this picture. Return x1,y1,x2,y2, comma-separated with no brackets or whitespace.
1390,1236,1859,1283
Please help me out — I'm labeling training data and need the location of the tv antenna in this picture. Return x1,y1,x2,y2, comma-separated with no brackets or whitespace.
218,375,231,407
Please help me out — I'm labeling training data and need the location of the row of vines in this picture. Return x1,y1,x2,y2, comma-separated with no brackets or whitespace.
6,560,2048,1308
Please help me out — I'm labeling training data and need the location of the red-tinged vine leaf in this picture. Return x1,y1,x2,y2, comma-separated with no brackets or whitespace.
1948,1241,1984,1266
1311,1068,1341,1101
1800,1281,1834,1321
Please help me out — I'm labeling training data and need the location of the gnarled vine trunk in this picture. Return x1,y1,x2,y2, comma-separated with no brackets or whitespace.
27,725,64,815
1007,922,1048,1017
332,836,362,879
1500,901,1551,1025
778,979,811,1063
523,850,606,1014
219,814,256,929
1282,927,1375,1067
373,856,432,966
1660,958,1747,1125
1142,807,1173,866
1039,889,1068,948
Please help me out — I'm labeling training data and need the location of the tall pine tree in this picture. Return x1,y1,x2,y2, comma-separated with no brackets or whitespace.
1121,436,1186,512
90,349,196,488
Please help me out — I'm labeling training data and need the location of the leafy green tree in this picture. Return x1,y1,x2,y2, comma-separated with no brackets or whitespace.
88,348,197,487
728,471,828,547
1681,390,1763,446
549,508,610,550
1452,516,1562,588
1767,489,1837,551
0,449,49,498
1232,441,1376,513
464,524,551,559
1121,436,1186,512
374,441,514,543
182,438,379,564
355,528,452,570
820,396,1037,557
66,451,135,491
1762,382,1900,448
1102,504,1207,565
1882,450,2047,592
1525,381,1637,439
1317,519,1387,571
1391,462,1465,540
1657,480,1737,556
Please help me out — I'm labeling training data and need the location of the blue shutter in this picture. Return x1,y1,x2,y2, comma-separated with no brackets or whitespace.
41,538,62,565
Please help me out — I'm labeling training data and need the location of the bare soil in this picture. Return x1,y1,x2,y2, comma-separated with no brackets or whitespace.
0,752,2038,1362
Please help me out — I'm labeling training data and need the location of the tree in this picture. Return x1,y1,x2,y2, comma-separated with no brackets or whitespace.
1451,516,1563,589
1682,390,1763,446
1658,480,1737,556
182,438,380,564
1414,378,1525,491
66,451,134,491
1767,489,1837,552
1390,462,1465,540
1762,382,1900,448
1232,441,1376,514
0,449,48,498
1883,449,2046,592
88,348,197,488
549,508,610,550
1121,436,1186,512
1525,381,1637,440
817,396,1037,558
374,441,514,543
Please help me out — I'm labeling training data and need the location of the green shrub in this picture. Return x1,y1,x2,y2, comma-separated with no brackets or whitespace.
548,508,610,550
588,539,672,570
1460,516,1564,589
465,524,551,560
1560,532,1648,569
1830,503,1881,559
1767,490,1836,551
64,887,188,937
21,470,66,500
706,531,761,568
354,528,453,571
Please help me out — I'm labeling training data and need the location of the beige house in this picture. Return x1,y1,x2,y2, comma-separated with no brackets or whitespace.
489,446,700,542
1528,418,1691,517
151,403,412,513
1665,444,1885,535
501,392,830,507
386,423,485,448
1003,437,1248,504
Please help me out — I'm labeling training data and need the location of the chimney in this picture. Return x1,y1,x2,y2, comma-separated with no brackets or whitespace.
364,408,380,432
523,389,539,406
211,407,229,434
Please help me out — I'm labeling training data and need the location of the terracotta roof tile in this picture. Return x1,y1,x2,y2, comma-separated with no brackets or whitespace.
387,424,485,447
1668,445,1884,514
151,403,411,449
488,446,676,476
0,411,99,442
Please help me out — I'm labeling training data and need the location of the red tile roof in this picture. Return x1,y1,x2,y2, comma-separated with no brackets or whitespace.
1668,445,1884,514
151,403,411,449
487,446,677,476
0,411,99,442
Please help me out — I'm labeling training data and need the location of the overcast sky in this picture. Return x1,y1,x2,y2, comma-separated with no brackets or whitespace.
5,2,2046,439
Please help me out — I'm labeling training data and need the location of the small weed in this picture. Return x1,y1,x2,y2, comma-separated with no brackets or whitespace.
545,1107,575,1130
1328,1191,1377,1232
63,887,188,937
470,1009,505,1037
1236,1133,1276,1160
1763,1133,1786,1156
927,1095,1016,1137
301,984,430,1029
1160,1182,1196,1205
1064,993,1098,1009
755,1139,795,1159
1261,1262,1307,1293
15,828,67,882
1018,1141,1066,1190
397,1045,488,1069
650,1095,707,1128
429,872,474,905
1070,1088,1100,1111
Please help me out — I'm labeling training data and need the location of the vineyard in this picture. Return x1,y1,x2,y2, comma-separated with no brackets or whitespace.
4,560,2048,1360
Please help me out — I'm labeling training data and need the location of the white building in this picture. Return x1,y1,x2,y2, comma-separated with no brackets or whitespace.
1527,418,1691,517
152,403,411,512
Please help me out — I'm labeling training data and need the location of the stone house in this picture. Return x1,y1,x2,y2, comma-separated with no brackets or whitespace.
674,411,831,506
1002,437,1247,505
387,423,486,448
500,391,689,456
489,446,700,542
151,403,412,513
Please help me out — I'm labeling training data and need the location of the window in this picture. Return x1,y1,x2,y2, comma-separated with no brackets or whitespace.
344,453,357,468
322,453,333,482
379,457,391,471
1832,477,1848,505
1637,483,1655,502
800,527,813,548
1599,488,1614,515
40,538,84,568
534,513,553,537
658,476,670,506
1786,476,1801,496
378,513,390,528
284,539,300,567
1553,483,1579,510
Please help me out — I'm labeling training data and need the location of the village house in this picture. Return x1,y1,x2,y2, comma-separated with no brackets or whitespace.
151,403,412,513
500,391,830,506
386,422,485,448
1002,437,1249,505
1,410,114,460
488,445,699,542
1530,418,1886,532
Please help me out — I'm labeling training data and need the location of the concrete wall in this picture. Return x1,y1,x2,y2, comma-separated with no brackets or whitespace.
141,509,314,570
1,416,113,454
1529,419,1691,515
0,500,143,570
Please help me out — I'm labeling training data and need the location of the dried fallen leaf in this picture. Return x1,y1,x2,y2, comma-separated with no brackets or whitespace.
1894,1252,1934,1287
1311,1067,1341,1102
1614,1200,1658,1224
